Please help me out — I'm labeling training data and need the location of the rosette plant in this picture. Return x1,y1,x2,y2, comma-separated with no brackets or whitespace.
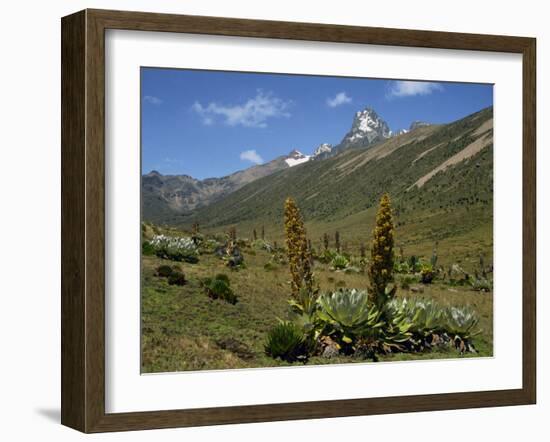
316,289,384,346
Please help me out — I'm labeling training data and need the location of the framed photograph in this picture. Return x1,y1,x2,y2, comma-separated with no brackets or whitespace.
61,9,536,433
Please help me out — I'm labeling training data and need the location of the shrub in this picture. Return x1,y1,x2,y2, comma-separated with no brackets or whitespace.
155,265,174,278
407,255,421,273
448,264,470,285
393,261,410,274
398,274,417,289
191,233,204,246
225,252,244,269
161,249,199,263
331,254,349,270
317,249,337,264
264,321,307,362
150,234,199,263
220,242,244,268
251,239,273,252
167,271,186,286
202,274,238,304
199,239,222,255
214,273,230,284
142,240,156,256
420,264,436,284
470,277,492,292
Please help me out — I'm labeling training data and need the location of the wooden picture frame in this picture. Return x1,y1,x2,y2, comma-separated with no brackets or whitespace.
61,8,536,433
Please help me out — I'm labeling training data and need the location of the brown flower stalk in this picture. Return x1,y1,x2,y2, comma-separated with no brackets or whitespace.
368,193,395,309
284,197,313,298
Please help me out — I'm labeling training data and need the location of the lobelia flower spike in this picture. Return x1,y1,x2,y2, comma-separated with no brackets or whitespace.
368,193,396,311
283,197,314,299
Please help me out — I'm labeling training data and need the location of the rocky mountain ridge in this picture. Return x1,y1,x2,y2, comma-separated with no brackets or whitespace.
143,105,436,222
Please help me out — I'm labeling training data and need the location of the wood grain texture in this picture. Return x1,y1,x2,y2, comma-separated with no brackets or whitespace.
61,8,537,433
522,38,537,402
61,10,86,431
89,8,533,53
85,9,107,432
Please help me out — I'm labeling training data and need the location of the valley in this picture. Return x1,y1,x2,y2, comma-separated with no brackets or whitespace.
141,104,494,373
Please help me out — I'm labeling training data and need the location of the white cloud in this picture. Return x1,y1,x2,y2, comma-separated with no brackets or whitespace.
326,91,352,108
143,95,163,105
191,90,291,128
240,149,264,165
387,81,443,98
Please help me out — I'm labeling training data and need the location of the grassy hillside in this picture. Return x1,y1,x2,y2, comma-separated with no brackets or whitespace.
160,107,493,272
141,106,494,373
142,243,493,373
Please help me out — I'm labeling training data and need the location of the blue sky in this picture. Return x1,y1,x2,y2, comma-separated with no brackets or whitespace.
141,68,493,179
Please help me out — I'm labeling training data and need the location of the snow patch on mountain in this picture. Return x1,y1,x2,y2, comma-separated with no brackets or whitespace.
313,143,333,157
338,107,391,150
278,110,431,168
393,128,409,136
285,156,310,167
285,149,311,167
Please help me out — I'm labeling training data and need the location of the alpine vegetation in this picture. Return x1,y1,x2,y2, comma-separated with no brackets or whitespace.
140,69,493,373
263,196,483,364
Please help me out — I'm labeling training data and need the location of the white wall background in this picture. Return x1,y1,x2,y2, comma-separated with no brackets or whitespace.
0,0,546,440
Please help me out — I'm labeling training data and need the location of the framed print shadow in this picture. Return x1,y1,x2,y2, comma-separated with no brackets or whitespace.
61,9,536,433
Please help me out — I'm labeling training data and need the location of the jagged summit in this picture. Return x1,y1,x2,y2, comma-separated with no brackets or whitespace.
284,144,334,167
312,143,333,160
336,107,391,151
142,102,471,223
313,143,332,156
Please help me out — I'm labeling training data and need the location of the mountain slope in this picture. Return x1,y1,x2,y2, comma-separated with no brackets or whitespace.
143,152,300,223
176,107,493,238
142,106,436,223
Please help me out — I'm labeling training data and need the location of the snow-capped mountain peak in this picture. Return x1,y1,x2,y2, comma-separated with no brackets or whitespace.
353,108,390,138
337,107,391,151
313,143,333,157
285,149,311,167
280,109,430,167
